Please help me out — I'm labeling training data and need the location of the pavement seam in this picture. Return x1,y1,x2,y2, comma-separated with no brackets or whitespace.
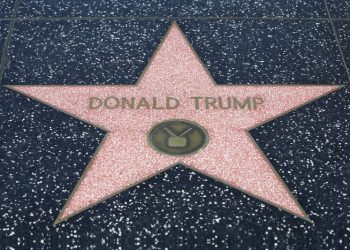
0,16,343,22
0,0,21,84
323,0,350,84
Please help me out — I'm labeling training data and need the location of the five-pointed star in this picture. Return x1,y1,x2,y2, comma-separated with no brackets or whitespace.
7,22,342,224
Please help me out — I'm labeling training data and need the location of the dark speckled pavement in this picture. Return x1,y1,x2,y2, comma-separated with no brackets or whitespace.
0,1,349,249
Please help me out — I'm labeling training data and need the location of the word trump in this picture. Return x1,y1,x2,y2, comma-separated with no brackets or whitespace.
89,96,264,111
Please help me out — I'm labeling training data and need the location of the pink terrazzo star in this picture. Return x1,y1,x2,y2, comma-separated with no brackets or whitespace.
8,22,342,224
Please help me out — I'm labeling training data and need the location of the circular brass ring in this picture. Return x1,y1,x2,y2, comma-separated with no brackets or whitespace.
147,119,209,156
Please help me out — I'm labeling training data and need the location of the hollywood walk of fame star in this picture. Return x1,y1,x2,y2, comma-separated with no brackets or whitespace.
6,22,343,224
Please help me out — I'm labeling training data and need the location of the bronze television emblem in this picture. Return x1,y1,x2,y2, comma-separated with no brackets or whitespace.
148,119,209,156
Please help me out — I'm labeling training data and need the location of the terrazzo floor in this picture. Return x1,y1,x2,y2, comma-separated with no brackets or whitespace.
0,0,350,249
